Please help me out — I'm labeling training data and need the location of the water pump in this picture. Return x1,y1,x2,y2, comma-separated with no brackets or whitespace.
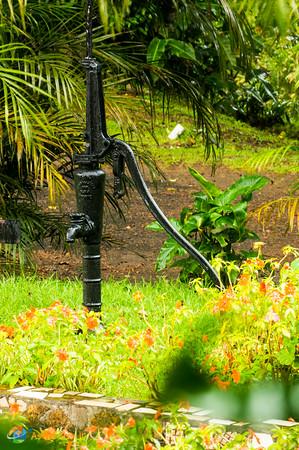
66,0,222,312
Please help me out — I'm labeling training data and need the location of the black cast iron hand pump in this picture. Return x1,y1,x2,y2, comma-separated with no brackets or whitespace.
66,0,222,312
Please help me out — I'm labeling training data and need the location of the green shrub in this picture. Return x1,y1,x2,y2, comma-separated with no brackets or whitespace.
147,168,268,284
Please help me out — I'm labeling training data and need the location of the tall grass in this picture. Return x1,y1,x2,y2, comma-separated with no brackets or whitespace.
0,276,202,327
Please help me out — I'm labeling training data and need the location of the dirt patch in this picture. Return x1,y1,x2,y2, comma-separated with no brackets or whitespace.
34,162,299,281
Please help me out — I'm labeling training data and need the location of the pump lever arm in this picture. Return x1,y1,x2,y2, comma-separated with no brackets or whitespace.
113,139,223,289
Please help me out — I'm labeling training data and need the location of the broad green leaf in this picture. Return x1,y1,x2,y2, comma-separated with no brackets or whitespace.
189,168,222,198
291,258,299,271
231,202,247,224
156,237,186,271
214,216,235,230
146,221,164,232
209,212,223,224
218,175,269,205
218,35,236,67
290,258,299,271
146,218,180,233
182,214,205,234
147,37,167,65
193,193,210,212
167,39,196,61
276,348,295,366
214,234,228,247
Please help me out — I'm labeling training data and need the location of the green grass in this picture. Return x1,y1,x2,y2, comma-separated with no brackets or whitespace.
0,276,210,399
106,95,299,174
0,276,202,327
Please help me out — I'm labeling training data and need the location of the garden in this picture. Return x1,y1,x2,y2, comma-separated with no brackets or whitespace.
0,0,299,448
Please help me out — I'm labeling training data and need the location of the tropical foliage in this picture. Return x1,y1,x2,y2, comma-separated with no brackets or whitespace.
0,0,255,262
147,169,268,284
0,0,298,264
0,1,86,263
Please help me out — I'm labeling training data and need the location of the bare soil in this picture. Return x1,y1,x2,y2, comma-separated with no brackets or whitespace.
34,162,299,281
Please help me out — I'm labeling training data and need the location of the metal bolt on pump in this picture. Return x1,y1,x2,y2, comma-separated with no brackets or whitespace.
66,0,222,312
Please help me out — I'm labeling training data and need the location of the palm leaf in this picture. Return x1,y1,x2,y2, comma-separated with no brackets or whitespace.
232,0,298,34
252,196,299,232
248,147,291,172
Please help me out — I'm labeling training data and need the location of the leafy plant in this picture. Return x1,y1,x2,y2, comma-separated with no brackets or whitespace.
147,168,269,284
227,69,291,127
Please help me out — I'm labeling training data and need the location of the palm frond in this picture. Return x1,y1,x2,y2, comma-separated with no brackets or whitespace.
252,196,299,232
248,146,291,172
231,0,298,34
97,0,131,33
20,53,84,108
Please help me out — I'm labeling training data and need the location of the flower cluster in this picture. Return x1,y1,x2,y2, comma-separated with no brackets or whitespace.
202,257,299,386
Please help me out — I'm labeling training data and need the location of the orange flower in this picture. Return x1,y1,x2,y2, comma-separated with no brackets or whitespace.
210,365,217,373
40,427,56,440
213,292,232,313
259,281,267,295
126,417,136,428
103,424,116,440
0,325,15,338
86,316,99,330
176,338,184,349
56,349,68,361
284,282,295,296
16,316,30,330
128,356,139,365
66,441,72,450
85,425,97,434
231,369,241,384
50,300,62,308
144,329,154,347
154,410,162,421
271,289,284,302
25,307,36,320
96,437,110,448
62,306,71,317
175,300,184,310
144,443,156,450
218,380,230,390
213,376,230,390
127,337,138,350
62,429,74,440
238,273,251,286
9,402,20,414
202,334,209,342
114,327,121,336
222,364,229,374
132,291,144,302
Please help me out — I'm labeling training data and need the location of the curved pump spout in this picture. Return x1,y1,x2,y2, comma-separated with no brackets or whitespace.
113,140,223,289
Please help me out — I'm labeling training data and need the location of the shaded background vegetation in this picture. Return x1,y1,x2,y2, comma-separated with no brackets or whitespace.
0,0,298,268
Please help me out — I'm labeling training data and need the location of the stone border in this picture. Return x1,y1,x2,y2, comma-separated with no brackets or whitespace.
0,386,298,447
